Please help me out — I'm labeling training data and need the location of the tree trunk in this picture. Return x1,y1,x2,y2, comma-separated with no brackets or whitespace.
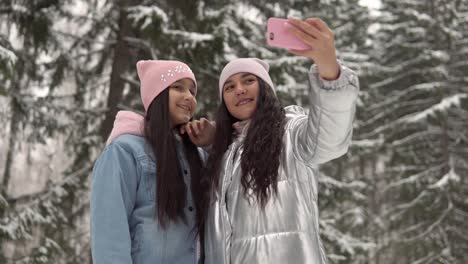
100,0,134,140
1,96,20,198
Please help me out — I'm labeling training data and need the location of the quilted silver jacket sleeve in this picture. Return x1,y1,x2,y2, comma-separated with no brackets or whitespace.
287,63,359,164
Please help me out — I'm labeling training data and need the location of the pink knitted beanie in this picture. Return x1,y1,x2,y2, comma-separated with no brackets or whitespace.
136,60,197,111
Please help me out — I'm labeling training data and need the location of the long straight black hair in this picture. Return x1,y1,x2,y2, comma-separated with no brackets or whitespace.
198,77,286,231
144,89,204,229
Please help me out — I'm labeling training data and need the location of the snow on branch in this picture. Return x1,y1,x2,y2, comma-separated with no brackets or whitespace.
10,4,28,14
264,56,308,67
351,139,385,148
361,93,467,138
383,164,445,193
370,63,449,90
391,130,441,148
0,45,17,64
0,193,7,208
11,237,63,264
127,5,168,29
411,250,447,264
400,202,453,243
127,5,214,45
405,94,468,122
386,175,454,224
0,165,92,240
428,168,460,189
402,9,432,23
319,174,367,190
321,219,375,256
385,190,429,220
163,29,214,42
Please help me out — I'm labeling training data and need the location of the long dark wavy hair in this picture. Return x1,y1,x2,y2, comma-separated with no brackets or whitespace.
144,89,204,229
198,77,286,230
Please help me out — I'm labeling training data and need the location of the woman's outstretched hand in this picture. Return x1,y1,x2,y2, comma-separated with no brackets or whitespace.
286,17,340,80
180,118,216,147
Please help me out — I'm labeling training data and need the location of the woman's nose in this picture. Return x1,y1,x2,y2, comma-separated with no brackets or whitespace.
183,90,194,100
184,95,194,102
235,84,246,95
184,93,196,107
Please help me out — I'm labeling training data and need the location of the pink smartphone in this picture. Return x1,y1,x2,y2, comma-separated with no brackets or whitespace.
266,18,311,50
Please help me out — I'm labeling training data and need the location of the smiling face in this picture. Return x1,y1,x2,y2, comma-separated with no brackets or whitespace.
222,73,260,120
168,78,197,127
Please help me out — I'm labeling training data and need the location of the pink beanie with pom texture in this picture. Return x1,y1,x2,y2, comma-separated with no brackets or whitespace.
218,58,275,98
137,60,197,111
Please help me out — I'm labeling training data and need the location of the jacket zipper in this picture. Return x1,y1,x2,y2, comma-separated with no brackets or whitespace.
195,235,201,264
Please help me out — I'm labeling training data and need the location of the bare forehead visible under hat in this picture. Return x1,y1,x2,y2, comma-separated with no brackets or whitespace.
172,78,197,93
223,72,257,86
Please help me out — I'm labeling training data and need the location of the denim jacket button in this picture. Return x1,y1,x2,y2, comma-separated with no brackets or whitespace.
188,206,194,211
184,169,188,174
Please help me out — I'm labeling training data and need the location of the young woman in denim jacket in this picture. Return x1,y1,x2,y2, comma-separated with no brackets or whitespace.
183,17,360,264
91,60,205,264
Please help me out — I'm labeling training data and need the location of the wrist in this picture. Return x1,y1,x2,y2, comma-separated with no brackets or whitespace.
317,60,340,80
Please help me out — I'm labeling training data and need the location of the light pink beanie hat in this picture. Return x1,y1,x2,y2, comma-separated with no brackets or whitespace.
218,58,275,98
137,60,197,111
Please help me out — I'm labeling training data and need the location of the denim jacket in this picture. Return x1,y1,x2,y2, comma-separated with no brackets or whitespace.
91,134,203,264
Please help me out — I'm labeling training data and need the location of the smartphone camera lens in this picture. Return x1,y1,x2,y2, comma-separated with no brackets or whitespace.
269,32,274,40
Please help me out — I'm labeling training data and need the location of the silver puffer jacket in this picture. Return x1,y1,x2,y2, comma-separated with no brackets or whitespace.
204,64,359,264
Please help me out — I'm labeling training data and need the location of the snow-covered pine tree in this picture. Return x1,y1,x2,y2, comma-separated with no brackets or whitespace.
442,0,468,261
0,36,16,264
313,1,373,263
121,0,227,115
361,0,468,262
0,0,87,263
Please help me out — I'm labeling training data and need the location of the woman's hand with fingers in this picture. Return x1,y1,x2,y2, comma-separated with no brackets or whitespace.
180,118,216,147
286,17,340,80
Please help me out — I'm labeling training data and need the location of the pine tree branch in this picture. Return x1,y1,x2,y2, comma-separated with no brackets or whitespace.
400,202,453,243
123,37,156,59
4,165,92,207
52,29,116,45
382,164,446,193
120,73,140,87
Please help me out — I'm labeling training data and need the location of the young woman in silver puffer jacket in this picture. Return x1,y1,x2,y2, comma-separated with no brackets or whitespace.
183,17,359,264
